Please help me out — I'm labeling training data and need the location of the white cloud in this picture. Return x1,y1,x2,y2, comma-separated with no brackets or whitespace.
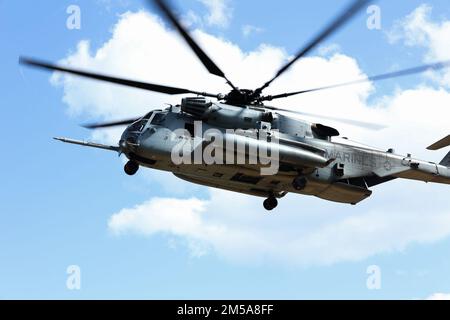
317,44,341,57
198,0,233,28
96,0,130,11
242,24,264,38
52,9,450,266
182,10,202,28
108,197,214,257
426,293,450,300
388,4,450,86
109,186,450,266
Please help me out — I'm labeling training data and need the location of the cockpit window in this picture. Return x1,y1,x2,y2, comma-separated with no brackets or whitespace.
129,119,147,132
128,111,165,132
151,113,166,125
143,111,153,120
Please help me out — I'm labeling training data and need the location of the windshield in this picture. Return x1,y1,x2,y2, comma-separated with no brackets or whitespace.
128,111,155,132
128,111,167,132
151,112,166,125
128,119,147,132
143,111,154,120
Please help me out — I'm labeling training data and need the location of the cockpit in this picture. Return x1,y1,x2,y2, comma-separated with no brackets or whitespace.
150,112,166,125
127,110,166,132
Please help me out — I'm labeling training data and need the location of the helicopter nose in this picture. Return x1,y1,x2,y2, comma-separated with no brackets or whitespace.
119,139,128,151
120,129,141,153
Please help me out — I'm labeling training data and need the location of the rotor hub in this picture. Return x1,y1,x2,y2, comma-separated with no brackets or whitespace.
224,89,262,105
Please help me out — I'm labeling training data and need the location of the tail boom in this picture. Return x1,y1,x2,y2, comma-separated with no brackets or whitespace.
392,134,450,185
393,161,450,185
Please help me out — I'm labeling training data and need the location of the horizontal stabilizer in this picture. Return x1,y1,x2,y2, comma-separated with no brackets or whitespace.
427,135,450,150
440,151,450,167
53,137,119,152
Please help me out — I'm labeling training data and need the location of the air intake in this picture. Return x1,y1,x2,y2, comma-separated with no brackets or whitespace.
181,97,212,118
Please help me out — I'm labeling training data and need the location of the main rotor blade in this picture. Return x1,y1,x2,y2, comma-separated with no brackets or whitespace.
19,57,219,97
255,0,372,94
262,60,450,101
82,118,140,129
265,106,385,130
151,0,237,90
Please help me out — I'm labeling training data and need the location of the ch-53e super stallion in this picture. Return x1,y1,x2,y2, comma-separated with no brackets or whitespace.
20,0,450,210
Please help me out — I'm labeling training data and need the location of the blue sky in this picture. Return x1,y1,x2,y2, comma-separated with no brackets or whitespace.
1,0,450,299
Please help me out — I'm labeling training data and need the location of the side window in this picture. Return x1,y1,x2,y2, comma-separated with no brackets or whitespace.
151,113,166,125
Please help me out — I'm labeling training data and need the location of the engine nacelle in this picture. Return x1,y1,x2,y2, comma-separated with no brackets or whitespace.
181,97,212,118
181,97,270,130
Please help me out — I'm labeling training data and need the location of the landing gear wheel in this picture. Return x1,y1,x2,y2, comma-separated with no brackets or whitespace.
292,176,308,191
263,196,278,211
124,161,139,176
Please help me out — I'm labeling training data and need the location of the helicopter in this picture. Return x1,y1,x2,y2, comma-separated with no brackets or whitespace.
20,0,450,211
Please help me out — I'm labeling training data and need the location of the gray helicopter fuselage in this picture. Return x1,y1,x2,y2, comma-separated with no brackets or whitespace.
118,101,450,205
24,0,450,211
